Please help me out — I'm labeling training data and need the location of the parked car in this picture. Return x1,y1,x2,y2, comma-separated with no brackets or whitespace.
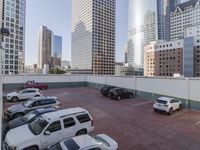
4,107,58,135
100,85,116,97
4,96,60,120
24,80,48,90
153,97,182,115
3,107,94,150
109,88,134,100
6,88,42,102
48,134,118,150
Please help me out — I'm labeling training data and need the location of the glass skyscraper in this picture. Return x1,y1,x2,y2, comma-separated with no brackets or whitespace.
52,35,62,59
2,0,26,74
128,0,165,67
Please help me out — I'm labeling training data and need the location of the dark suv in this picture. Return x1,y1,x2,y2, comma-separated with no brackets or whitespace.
100,85,116,96
4,96,61,120
109,88,134,100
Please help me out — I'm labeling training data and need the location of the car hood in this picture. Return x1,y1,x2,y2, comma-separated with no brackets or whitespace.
7,92,19,97
7,103,27,113
5,125,35,146
7,117,26,130
98,134,118,150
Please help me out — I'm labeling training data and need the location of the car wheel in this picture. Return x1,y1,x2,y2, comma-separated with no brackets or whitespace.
179,104,182,110
76,129,87,136
129,94,134,98
11,97,18,102
168,108,173,115
117,96,121,100
153,108,158,112
23,146,38,150
13,113,23,119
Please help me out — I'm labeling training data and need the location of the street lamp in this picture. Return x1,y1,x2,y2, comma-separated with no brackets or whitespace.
0,27,9,145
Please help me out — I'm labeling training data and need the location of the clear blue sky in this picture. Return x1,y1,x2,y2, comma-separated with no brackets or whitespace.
25,0,128,65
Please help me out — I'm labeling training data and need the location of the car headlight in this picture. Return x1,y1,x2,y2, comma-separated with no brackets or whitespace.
8,145,17,150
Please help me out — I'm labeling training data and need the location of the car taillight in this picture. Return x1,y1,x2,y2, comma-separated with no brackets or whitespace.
91,120,94,126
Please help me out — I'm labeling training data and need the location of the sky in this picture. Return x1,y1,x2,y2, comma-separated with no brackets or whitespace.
25,0,129,65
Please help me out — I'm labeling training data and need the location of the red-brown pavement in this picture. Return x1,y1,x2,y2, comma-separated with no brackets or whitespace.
3,87,200,150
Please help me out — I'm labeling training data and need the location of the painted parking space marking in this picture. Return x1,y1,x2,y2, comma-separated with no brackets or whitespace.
131,101,153,108
169,109,188,119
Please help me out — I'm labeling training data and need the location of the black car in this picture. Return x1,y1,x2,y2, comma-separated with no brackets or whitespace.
4,107,57,135
109,88,134,100
100,85,116,96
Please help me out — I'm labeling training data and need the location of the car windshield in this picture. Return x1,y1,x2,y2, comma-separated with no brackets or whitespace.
22,110,38,122
156,99,167,104
49,143,63,150
23,99,34,107
28,117,48,135
93,135,111,147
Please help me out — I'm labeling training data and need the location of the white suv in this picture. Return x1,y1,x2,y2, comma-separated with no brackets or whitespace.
48,134,118,150
6,88,42,102
3,107,94,150
153,97,182,115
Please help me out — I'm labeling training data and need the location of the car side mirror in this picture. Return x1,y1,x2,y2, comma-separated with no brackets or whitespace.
44,131,51,135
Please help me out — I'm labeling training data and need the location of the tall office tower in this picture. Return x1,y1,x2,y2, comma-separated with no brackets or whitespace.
71,0,116,75
51,34,62,67
164,0,179,41
124,43,128,63
38,26,52,69
1,0,26,74
127,0,165,68
37,26,62,69
170,0,200,40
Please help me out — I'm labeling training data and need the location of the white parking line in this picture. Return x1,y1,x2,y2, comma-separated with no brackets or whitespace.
132,101,153,108
169,109,188,119
195,121,200,126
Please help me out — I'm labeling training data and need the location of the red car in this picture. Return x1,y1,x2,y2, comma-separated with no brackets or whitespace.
23,80,48,90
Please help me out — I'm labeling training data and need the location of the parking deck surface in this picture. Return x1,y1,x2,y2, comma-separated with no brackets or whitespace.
3,87,200,150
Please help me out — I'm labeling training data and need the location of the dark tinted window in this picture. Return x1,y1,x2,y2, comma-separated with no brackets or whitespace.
64,139,80,150
63,118,76,128
170,99,179,103
28,90,37,93
49,143,63,150
76,114,91,123
39,99,56,105
156,99,167,104
46,121,61,133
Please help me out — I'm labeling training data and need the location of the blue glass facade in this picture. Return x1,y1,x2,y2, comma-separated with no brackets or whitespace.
52,35,62,59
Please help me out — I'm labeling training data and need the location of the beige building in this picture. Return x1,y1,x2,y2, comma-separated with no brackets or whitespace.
71,0,116,75
144,25,200,78
144,40,183,77
37,26,62,69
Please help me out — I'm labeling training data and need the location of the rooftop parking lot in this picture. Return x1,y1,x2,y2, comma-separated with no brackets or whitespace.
3,87,200,150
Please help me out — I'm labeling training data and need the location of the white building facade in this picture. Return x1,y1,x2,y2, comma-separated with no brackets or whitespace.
170,0,200,40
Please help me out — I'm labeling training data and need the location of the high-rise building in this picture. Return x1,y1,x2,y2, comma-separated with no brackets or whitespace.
124,43,128,63
170,0,200,40
127,0,165,68
71,0,116,75
37,26,62,69
164,0,180,41
1,0,26,74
